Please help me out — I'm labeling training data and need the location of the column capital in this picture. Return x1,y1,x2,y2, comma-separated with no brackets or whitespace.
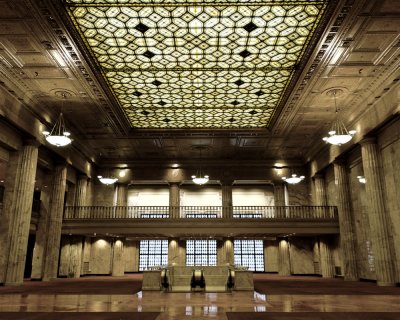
359,137,377,145
168,181,181,187
313,173,324,180
220,178,234,186
54,159,68,167
23,138,41,147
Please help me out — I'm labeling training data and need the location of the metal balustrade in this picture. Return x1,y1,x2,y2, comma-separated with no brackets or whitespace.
64,205,338,220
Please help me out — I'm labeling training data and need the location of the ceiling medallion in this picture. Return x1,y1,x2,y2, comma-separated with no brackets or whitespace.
65,0,328,128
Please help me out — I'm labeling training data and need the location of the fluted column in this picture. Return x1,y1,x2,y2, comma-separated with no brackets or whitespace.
221,180,233,219
217,238,234,265
112,238,125,276
5,142,39,285
274,181,286,218
314,174,327,206
115,183,128,218
333,161,358,281
319,237,335,278
278,238,291,275
168,238,185,266
169,183,180,218
115,183,127,206
75,175,88,207
74,175,88,218
42,164,67,281
361,138,396,286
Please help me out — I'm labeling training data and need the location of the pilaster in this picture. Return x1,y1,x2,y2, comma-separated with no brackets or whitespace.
42,164,67,281
169,183,180,218
3,142,39,285
360,138,396,286
221,180,233,219
319,237,335,278
112,238,125,276
333,161,358,281
274,181,286,218
278,238,291,276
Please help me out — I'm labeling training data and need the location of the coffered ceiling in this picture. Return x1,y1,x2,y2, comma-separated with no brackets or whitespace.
0,0,399,165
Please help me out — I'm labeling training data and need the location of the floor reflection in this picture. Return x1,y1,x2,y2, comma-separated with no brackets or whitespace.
1,291,400,319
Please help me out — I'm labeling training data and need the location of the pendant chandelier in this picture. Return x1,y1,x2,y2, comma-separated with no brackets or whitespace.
43,113,71,147
322,89,356,145
282,173,305,184
98,168,118,185
98,175,118,185
43,94,72,147
191,146,209,185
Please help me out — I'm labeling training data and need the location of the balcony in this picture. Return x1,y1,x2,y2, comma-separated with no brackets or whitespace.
62,206,339,237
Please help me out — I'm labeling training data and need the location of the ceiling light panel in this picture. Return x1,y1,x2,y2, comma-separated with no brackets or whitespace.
66,0,327,129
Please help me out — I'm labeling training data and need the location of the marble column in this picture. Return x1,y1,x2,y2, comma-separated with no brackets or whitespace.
112,238,125,276
74,175,88,218
81,236,92,275
115,183,128,217
361,138,396,286
217,238,234,265
169,183,180,218
319,237,335,278
333,161,358,281
274,181,286,218
65,183,76,206
3,142,39,285
221,180,233,219
69,236,83,278
278,238,291,275
42,164,67,281
75,175,88,207
168,238,185,266
31,187,51,280
314,174,328,206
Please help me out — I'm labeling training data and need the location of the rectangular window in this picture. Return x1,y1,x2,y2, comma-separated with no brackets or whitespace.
139,240,168,271
141,214,169,218
234,240,264,272
186,240,217,266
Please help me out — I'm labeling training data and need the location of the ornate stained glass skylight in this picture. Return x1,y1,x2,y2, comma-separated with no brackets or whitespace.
65,0,327,129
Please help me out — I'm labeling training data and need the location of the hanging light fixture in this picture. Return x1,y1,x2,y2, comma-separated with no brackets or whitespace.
282,173,305,184
322,89,356,145
357,175,366,184
191,146,209,185
98,168,118,185
43,93,72,147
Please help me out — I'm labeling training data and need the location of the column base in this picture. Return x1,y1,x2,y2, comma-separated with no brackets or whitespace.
4,281,23,286
344,276,358,282
377,281,396,287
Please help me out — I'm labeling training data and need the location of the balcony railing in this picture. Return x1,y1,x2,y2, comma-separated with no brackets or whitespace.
63,206,338,220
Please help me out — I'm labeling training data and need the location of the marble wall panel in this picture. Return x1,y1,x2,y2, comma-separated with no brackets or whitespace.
264,240,278,272
89,237,112,275
124,240,139,272
289,237,315,274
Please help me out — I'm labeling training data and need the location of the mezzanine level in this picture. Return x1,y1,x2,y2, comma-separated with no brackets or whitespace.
62,206,339,237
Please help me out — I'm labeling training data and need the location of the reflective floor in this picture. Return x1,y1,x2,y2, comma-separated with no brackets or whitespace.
1,291,400,319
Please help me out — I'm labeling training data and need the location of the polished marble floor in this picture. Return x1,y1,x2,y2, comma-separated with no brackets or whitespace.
1,290,400,319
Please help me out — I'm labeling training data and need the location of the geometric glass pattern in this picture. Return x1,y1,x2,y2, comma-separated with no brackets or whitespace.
186,240,217,266
66,0,327,128
139,239,168,271
234,239,264,271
